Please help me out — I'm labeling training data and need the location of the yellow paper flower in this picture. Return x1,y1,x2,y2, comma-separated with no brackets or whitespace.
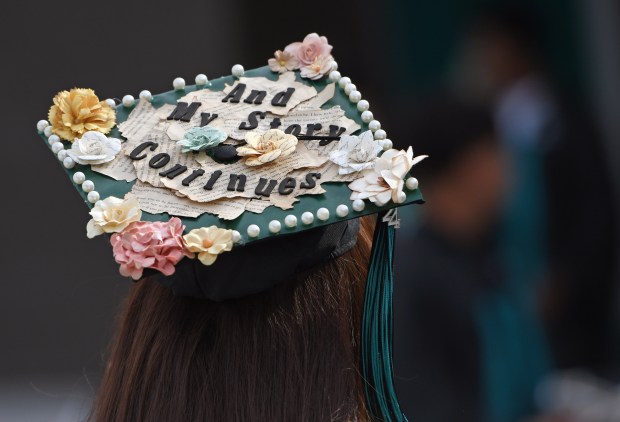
236,129,298,166
183,226,234,266
48,88,116,142
86,195,142,239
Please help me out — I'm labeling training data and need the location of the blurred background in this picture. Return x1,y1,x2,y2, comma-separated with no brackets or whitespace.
1,0,619,421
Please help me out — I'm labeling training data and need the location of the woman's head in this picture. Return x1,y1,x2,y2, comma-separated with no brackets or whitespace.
92,217,375,422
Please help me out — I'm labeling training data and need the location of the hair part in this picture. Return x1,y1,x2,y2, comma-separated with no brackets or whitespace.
92,217,376,422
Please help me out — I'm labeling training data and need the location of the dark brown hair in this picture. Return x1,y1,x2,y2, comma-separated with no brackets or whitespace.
92,217,375,422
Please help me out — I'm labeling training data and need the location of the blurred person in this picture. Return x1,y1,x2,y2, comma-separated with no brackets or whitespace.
451,6,617,373
394,98,550,422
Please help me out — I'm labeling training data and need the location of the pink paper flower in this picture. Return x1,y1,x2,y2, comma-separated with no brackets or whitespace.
110,217,193,280
285,33,333,66
300,54,334,80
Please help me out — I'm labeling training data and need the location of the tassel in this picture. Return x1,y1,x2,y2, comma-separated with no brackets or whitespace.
361,212,407,421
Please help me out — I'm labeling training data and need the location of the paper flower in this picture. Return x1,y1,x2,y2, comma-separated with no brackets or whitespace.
86,195,142,239
110,217,193,280
349,147,427,206
182,226,233,266
329,130,382,174
48,88,116,141
268,50,300,73
300,54,334,80
285,33,333,66
236,129,298,166
67,131,122,165
177,126,227,153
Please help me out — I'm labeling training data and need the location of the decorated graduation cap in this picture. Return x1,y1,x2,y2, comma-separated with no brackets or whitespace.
37,33,426,421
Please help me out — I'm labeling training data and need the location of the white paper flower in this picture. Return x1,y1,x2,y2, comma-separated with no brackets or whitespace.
183,226,233,266
299,54,334,80
86,195,142,238
236,129,298,166
67,131,122,165
348,147,427,206
329,130,382,175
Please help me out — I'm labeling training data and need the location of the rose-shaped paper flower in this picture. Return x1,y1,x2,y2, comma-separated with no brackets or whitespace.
268,50,300,73
177,126,228,153
349,147,428,206
285,33,333,66
86,195,142,238
236,129,298,166
329,130,382,175
300,54,333,80
48,88,116,141
110,217,193,280
67,131,122,165
182,226,233,266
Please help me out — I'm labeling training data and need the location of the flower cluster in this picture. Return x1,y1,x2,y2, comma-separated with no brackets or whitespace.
177,126,228,153
48,88,116,141
68,131,122,165
349,147,427,206
268,33,334,80
329,130,382,175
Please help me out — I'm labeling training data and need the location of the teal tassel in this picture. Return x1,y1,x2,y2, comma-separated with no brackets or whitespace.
361,213,407,421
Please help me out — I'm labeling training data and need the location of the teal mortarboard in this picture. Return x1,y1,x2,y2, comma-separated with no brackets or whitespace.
36,32,426,421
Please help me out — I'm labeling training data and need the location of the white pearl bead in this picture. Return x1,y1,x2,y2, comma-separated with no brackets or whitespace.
47,134,60,145
43,126,53,138
368,120,381,132
317,207,330,221
87,191,100,203
328,70,341,83
105,98,117,108
361,111,374,123
284,214,297,228
357,100,370,112
338,77,351,89
344,83,357,95
139,90,152,102
195,73,209,85
57,150,68,161
395,191,407,204
73,171,86,184
329,60,338,71
82,180,95,193
380,139,393,151
247,224,260,238
122,95,135,107
36,120,49,132
406,177,419,190
336,204,349,218
173,77,185,90
301,211,314,225
349,90,362,103
374,129,387,140
51,142,64,154
268,220,281,234
232,230,241,243
231,64,244,78
352,199,365,212
63,157,75,169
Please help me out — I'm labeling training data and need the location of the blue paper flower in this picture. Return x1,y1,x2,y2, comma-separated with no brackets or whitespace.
177,126,228,153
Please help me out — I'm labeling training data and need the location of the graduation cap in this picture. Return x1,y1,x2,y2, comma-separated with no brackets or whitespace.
36,33,426,421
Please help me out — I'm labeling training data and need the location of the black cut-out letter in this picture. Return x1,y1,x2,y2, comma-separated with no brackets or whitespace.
255,178,278,197
243,90,267,105
239,111,266,130
284,124,301,136
227,174,247,192
320,125,346,146
203,170,222,190
278,177,296,195
305,123,323,137
221,83,246,103
270,118,282,129
159,164,188,179
167,102,201,122
149,153,171,169
182,169,205,186
271,88,295,107
200,112,218,127
129,141,158,160
300,172,321,189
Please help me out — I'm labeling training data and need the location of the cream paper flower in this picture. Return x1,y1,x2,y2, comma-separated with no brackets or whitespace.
86,195,142,239
268,50,300,73
182,226,234,266
300,54,334,80
67,131,122,165
236,129,298,166
329,130,382,175
348,147,427,206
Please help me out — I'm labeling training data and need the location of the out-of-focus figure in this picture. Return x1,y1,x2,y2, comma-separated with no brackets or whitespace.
451,6,617,374
394,98,550,422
